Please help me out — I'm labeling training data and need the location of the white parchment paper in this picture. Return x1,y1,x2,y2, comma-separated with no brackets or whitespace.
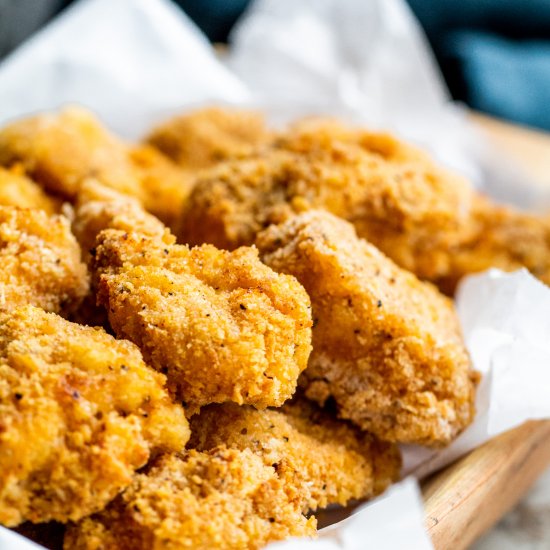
0,0,549,548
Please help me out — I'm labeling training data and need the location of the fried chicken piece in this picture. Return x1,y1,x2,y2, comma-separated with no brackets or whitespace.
435,196,550,293
179,118,474,283
0,166,61,214
146,107,272,171
0,305,189,527
257,211,477,446
0,107,192,229
190,399,400,512
93,229,312,413
0,206,88,314
64,447,315,550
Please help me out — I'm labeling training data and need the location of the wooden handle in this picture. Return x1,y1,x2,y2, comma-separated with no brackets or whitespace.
422,420,550,550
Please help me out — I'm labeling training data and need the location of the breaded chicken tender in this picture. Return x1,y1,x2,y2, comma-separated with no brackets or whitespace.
179,119,474,283
257,211,477,446
0,206,88,314
64,447,315,550
0,306,189,526
0,107,192,229
0,166,60,214
93,229,312,413
190,399,400,511
146,107,272,171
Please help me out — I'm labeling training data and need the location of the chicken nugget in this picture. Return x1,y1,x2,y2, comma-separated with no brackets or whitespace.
0,107,192,230
257,210,477,446
0,305,189,526
146,107,272,171
64,447,315,550
0,166,60,214
179,118,473,284
190,399,400,512
0,206,88,314
93,229,312,413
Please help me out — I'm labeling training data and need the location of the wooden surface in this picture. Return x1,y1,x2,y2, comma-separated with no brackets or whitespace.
422,115,550,549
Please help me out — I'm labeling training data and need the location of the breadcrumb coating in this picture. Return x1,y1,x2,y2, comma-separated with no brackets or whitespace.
146,107,272,171
0,166,60,214
257,211,477,446
93,229,312,412
0,306,189,527
0,107,192,229
64,447,315,550
0,206,88,314
190,399,400,512
73,180,169,263
435,196,550,293
179,118,473,284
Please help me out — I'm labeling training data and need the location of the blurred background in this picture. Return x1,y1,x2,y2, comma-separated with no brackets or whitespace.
1,0,550,131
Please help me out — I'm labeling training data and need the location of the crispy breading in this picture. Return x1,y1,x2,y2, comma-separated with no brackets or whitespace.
257,211,477,446
73,180,169,262
179,118,474,283
146,107,272,171
435,196,550,293
0,107,192,229
129,145,194,230
189,399,400,512
0,305,189,526
0,206,88,314
93,229,312,413
64,447,315,550
0,107,142,200
0,166,61,214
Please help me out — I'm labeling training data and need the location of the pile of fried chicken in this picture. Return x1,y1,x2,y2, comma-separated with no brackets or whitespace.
1,106,547,550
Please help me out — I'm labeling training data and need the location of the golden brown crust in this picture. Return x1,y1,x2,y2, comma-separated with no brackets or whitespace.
72,180,169,262
190,399,400,511
93,230,312,412
0,166,61,214
0,306,189,526
146,107,272,171
179,118,473,284
257,210,477,446
0,206,89,314
64,448,315,550
0,108,192,230
435,196,550,293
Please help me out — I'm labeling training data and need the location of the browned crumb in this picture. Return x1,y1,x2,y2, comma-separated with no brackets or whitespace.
257,210,477,446
0,165,61,214
64,447,315,550
179,118,474,284
129,145,194,231
72,179,169,263
0,305,189,527
435,196,550,293
0,206,89,314
146,107,273,171
0,107,192,230
190,399,401,512
93,229,312,413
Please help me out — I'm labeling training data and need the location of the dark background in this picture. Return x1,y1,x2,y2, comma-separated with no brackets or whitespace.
1,0,550,131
